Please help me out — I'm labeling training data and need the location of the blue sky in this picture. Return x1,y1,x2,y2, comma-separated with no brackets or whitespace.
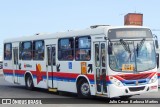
0,0,160,57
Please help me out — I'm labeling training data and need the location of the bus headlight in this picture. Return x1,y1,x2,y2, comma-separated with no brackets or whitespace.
110,76,123,87
148,74,157,84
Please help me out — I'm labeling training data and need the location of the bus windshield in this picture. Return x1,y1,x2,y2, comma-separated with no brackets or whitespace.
109,40,156,72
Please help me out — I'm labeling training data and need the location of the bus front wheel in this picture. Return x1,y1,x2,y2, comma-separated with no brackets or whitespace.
77,79,91,98
25,74,34,90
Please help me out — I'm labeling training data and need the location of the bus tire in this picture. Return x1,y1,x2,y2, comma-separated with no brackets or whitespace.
25,74,34,90
77,79,91,98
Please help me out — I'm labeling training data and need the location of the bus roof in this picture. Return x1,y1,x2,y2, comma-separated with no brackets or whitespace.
4,25,149,43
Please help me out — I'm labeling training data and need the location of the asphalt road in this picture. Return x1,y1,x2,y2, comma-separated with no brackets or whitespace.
0,69,160,106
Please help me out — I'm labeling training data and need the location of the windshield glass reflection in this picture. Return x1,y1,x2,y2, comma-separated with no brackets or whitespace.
109,40,156,72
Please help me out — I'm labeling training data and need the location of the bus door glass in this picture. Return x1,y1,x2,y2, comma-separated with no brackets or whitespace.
46,45,56,88
94,42,107,95
13,47,19,83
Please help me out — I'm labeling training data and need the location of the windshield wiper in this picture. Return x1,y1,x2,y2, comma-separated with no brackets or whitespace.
136,38,145,56
119,39,131,53
120,39,133,62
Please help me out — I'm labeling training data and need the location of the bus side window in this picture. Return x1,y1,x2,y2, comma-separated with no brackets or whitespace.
47,47,51,65
157,53,159,68
33,40,44,60
4,43,12,60
58,38,74,61
101,43,106,67
21,41,32,60
75,36,91,61
52,47,56,65
95,44,100,67
19,42,22,60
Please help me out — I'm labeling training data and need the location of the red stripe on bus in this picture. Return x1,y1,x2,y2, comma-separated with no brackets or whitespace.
113,75,125,81
49,72,78,78
112,72,156,81
147,72,157,78
30,71,46,76
3,69,13,74
3,69,95,80
158,73,160,76
15,70,26,75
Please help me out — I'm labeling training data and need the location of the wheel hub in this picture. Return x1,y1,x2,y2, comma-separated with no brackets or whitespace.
81,83,89,95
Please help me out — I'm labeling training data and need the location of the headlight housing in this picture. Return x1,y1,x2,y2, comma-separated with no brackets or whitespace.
110,76,124,87
148,74,157,84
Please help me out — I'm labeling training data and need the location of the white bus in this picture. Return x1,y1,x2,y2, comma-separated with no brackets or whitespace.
3,25,159,98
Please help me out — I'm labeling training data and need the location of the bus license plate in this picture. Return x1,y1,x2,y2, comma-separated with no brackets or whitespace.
122,64,134,71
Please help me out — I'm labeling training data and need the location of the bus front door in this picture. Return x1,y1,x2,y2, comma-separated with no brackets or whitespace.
46,45,57,89
94,42,107,95
13,47,19,83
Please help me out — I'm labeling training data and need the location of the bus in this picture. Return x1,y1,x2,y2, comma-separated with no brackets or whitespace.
3,25,159,98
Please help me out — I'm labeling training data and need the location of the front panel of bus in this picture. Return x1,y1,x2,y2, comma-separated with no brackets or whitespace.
107,28,158,98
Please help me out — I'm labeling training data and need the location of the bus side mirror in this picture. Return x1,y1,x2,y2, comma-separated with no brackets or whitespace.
156,53,159,68
108,43,113,55
153,34,159,49
155,40,159,49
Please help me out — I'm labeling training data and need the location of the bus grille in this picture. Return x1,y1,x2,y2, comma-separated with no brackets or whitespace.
123,79,147,86
129,86,145,92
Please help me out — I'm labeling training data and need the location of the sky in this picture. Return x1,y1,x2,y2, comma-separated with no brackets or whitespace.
0,0,160,58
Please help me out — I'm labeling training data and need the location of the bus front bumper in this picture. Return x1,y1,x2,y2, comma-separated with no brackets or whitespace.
108,81,158,98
